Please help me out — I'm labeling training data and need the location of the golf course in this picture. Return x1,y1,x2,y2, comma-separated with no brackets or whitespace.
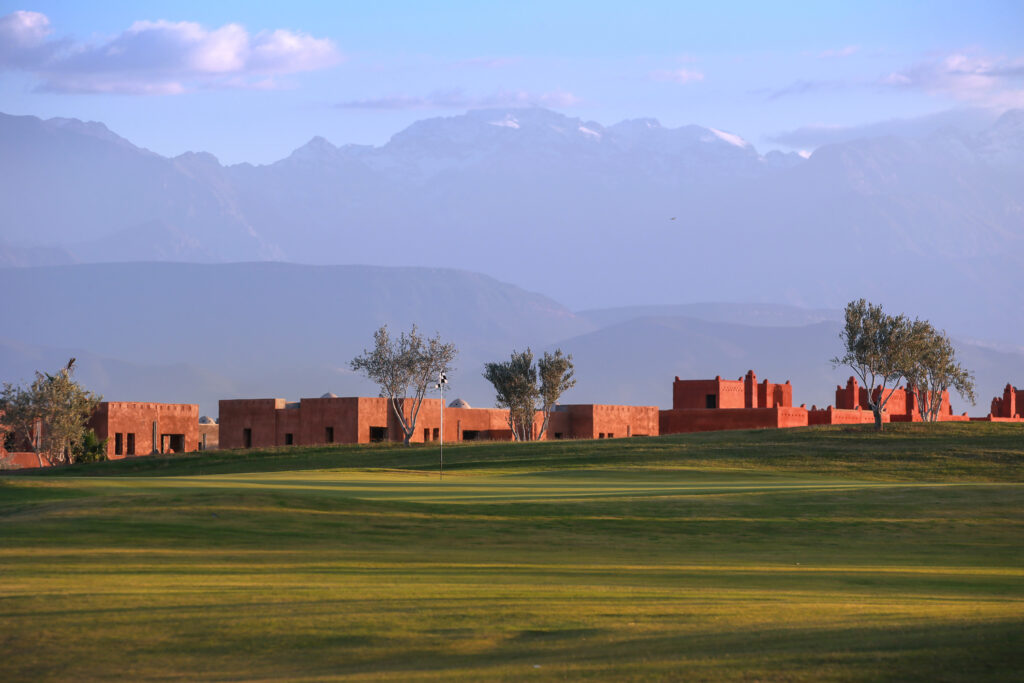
2,423,1022,681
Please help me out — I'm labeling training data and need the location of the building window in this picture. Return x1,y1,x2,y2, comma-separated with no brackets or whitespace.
126,433,135,455
369,426,387,442
599,433,605,439
325,427,334,444
462,430,481,441
243,428,252,448
424,428,430,441
284,433,294,445
114,433,123,456
706,394,717,409
432,428,439,441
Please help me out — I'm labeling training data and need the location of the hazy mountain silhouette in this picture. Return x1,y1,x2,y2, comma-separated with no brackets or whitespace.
1,107,1022,344
0,263,1018,417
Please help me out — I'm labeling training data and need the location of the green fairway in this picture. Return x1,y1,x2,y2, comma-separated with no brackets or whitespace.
2,424,1023,681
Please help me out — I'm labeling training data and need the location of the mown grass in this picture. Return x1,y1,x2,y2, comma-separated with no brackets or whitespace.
1,423,1022,681
15,421,1024,481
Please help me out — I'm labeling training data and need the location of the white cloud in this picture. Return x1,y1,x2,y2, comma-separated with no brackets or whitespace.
337,88,581,110
0,11,341,94
882,52,1024,108
0,10,60,67
650,67,705,84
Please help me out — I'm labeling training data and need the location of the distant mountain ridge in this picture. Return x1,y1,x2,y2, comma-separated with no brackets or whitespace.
1,107,1022,345
0,263,1020,418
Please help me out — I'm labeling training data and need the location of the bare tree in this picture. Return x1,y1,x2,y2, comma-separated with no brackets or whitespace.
904,321,976,422
350,325,457,446
831,300,915,431
483,348,575,441
0,359,101,466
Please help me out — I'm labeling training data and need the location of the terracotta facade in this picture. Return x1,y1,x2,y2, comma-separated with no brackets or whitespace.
832,377,969,422
971,384,1024,422
219,396,661,449
89,402,199,458
1,401,198,468
660,370,807,434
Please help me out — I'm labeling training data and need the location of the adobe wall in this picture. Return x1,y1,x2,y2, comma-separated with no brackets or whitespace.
295,397,362,445
551,404,659,439
90,402,199,457
837,377,958,421
659,407,808,434
990,384,1023,419
1,451,48,469
673,371,792,410
807,406,884,426
219,399,285,449
198,423,219,450
402,399,513,442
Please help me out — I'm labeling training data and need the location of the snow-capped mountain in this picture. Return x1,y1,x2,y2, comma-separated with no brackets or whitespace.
0,107,1021,345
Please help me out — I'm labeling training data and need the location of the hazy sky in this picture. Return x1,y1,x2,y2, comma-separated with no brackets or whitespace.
2,1,1022,164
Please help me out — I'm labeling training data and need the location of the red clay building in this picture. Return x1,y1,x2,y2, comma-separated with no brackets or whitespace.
89,402,199,458
971,383,1024,423
1,401,199,469
218,395,660,449
829,376,969,423
660,370,809,434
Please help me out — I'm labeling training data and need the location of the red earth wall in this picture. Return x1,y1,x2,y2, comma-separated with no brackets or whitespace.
673,371,792,410
90,402,199,457
659,406,808,434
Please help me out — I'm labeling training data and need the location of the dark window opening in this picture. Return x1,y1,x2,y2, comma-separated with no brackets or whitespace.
163,434,185,453
424,428,430,441
432,428,439,441
462,429,481,441
3,432,15,451
599,433,605,439
284,433,294,445
706,394,717,409
369,426,387,442
127,433,135,455
553,432,564,440
243,428,252,448
607,433,614,439
114,433,123,455
325,427,334,444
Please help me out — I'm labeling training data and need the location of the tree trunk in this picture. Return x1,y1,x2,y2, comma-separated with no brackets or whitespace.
873,408,883,431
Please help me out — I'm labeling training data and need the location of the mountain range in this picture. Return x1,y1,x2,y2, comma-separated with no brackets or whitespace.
2,107,1022,346
0,263,1019,418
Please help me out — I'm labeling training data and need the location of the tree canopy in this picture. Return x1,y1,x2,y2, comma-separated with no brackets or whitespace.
832,299,975,429
0,359,101,467
350,325,457,446
904,320,976,422
483,348,575,441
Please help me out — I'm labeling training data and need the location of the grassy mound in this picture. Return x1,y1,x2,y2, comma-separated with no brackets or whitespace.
1,423,1021,680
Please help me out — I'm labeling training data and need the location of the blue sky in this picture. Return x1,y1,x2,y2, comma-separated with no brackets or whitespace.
2,0,1022,163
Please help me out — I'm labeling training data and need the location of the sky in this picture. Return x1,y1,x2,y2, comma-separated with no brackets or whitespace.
1,0,1023,164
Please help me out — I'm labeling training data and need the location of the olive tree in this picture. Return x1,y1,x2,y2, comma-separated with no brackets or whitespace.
483,348,575,441
350,325,457,446
904,321,976,422
0,359,101,467
831,300,916,431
